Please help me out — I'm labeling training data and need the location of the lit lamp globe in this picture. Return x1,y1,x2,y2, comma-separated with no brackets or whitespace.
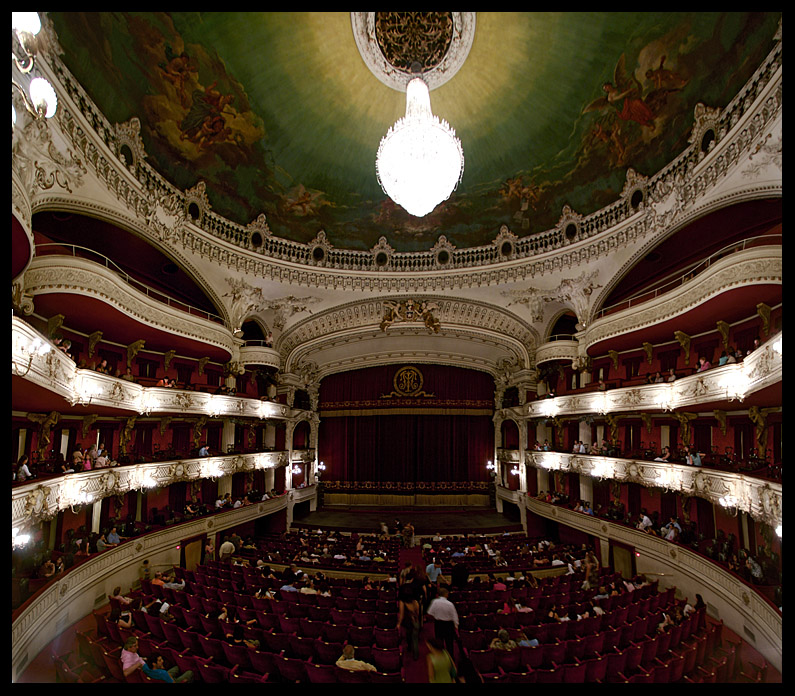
376,76,464,218
29,77,58,118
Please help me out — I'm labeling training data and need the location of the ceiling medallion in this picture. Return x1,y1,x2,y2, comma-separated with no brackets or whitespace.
351,12,476,92
374,12,454,74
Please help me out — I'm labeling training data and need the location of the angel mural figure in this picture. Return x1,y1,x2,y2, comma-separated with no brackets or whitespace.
585,53,682,133
180,81,235,150
158,44,199,107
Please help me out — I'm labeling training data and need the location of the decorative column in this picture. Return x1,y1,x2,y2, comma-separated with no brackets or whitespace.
579,420,591,449
221,418,235,455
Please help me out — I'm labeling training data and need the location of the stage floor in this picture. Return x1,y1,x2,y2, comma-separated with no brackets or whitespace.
292,505,524,535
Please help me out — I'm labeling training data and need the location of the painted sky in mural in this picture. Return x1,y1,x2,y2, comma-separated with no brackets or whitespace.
50,12,780,252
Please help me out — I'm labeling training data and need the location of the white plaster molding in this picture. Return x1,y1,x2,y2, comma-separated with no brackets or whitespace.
584,246,781,352
23,256,235,355
523,451,781,530
11,451,292,531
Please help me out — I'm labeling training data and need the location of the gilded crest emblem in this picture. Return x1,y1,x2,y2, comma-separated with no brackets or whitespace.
381,366,435,398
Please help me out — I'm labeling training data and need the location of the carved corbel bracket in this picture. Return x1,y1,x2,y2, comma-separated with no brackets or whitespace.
756,303,771,337
164,350,176,372
88,331,103,358
47,313,65,339
126,339,146,368
674,331,691,364
607,350,619,372
642,342,653,365
198,357,210,376
716,321,730,351
714,410,727,436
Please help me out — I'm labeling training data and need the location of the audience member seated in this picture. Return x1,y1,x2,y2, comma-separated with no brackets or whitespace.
15,455,33,483
336,644,376,672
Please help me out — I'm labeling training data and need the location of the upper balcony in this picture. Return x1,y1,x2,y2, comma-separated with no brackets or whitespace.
22,244,236,360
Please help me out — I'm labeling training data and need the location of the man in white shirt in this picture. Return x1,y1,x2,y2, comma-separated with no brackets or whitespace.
219,537,236,563
637,512,653,532
426,588,459,656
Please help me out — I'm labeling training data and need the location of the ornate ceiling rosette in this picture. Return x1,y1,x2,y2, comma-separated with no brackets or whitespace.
351,11,476,92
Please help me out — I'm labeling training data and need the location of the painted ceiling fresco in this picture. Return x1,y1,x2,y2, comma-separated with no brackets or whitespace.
48,12,781,252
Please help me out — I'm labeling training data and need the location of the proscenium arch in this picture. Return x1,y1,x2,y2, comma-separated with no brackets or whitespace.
28,200,233,329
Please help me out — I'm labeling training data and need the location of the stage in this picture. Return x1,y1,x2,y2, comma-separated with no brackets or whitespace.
291,505,524,535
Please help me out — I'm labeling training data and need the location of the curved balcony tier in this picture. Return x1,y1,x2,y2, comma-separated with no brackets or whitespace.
12,451,291,531
12,316,293,419
584,244,781,356
509,332,781,419
522,451,780,531
22,254,235,359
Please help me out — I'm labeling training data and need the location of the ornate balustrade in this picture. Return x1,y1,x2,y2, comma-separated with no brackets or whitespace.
581,245,781,355
12,315,294,420
12,450,290,532
523,450,781,531
23,254,234,352
514,492,782,674
511,331,781,420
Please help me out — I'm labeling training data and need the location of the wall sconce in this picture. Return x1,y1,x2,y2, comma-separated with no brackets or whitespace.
510,466,520,476
775,524,782,538
12,336,51,377
723,371,750,403
12,526,31,549
718,494,739,516
316,461,326,478
771,337,782,356
291,464,302,475
12,13,58,123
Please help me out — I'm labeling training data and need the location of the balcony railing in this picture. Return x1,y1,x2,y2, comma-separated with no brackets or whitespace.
34,243,225,324
595,234,782,320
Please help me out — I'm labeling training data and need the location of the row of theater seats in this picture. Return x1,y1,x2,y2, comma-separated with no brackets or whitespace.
463,615,734,683
76,608,406,683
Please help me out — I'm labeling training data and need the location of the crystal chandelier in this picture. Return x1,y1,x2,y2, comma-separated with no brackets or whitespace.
376,75,464,217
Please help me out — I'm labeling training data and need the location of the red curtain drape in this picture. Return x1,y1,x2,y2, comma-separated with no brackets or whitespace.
318,413,493,483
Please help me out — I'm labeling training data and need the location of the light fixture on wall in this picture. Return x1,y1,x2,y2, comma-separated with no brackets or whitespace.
291,464,302,475
510,465,520,476
12,12,58,124
375,66,464,217
12,335,51,377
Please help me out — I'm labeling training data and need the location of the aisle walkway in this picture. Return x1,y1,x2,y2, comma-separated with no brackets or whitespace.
398,543,430,683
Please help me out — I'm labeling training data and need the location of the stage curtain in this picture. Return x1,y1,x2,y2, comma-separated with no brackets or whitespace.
318,413,493,483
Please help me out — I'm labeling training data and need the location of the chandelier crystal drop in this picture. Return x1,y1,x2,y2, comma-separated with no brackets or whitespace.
376,76,464,217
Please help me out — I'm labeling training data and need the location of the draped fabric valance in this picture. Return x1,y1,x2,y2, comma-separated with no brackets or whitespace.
319,364,495,413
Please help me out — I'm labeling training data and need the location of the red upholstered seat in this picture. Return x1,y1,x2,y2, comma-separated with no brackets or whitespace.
519,643,544,670
492,647,522,673
348,625,374,645
305,662,337,683
274,654,309,682
583,656,607,682
288,634,316,660
229,666,269,683
605,648,628,682
563,659,587,683
373,627,400,649
335,665,371,683
222,641,253,671
372,647,402,673
197,661,232,683
313,639,345,665
248,648,281,676
196,634,226,662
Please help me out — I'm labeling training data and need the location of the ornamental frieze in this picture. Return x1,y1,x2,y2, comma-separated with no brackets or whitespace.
525,450,780,529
